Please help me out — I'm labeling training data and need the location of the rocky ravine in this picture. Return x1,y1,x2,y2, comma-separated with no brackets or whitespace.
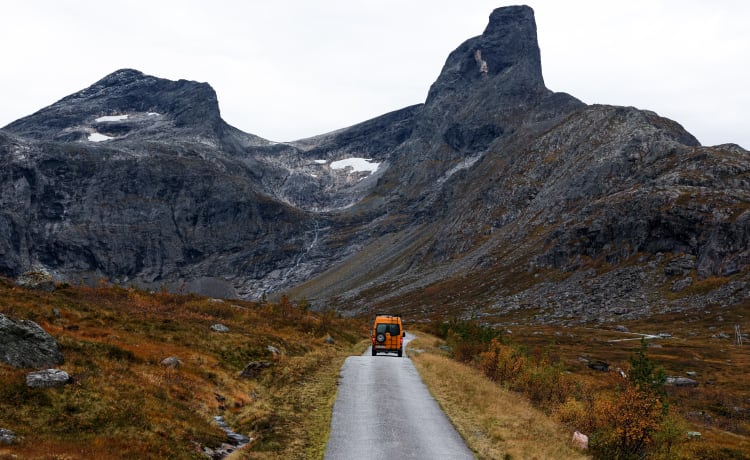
2,5,749,323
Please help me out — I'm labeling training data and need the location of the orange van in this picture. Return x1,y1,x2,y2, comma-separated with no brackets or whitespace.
371,314,405,357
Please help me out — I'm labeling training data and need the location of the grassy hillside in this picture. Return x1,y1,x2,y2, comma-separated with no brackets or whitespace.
0,278,368,459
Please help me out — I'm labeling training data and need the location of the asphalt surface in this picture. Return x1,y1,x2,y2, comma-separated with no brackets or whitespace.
324,334,475,459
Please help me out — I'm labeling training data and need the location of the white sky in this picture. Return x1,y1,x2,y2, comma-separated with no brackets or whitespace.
1,1,748,148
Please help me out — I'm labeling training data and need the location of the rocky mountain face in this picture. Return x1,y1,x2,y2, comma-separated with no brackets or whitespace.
2,5,749,323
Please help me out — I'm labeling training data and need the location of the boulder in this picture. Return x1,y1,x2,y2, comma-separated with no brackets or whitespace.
587,360,609,372
210,324,230,333
266,345,281,359
16,271,56,292
160,356,182,368
324,334,335,345
26,369,72,388
0,314,63,368
572,431,589,449
213,416,250,445
666,376,699,387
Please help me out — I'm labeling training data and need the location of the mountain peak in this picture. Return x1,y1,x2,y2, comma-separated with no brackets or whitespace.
425,5,545,106
93,68,147,86
481,5,543,84
3,69,224,141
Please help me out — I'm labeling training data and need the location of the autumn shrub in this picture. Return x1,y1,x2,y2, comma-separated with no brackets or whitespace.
478,339,574,410
587,339,670,459
589,383,664,459
479,339,526,382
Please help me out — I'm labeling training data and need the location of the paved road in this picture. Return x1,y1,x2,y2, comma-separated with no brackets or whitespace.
324,334,474,459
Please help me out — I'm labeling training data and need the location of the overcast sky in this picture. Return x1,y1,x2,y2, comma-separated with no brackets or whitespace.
2,1,748,148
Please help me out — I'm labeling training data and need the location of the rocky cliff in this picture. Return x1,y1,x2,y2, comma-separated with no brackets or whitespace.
2,5,749,323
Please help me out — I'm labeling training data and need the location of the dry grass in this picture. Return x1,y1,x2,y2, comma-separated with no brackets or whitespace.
408,335,589,460
0,278,368,459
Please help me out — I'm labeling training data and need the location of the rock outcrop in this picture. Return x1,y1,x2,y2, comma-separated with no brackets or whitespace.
0,314,63,368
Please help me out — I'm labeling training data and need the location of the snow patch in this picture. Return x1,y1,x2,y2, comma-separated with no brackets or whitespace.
438,153,483,184
88,132,113,142
330,158,380,174
147,112,160,116
314,159,327,164
95,114,129,122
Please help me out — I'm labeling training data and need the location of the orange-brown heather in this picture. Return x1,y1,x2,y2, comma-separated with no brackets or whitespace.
0,278,368,459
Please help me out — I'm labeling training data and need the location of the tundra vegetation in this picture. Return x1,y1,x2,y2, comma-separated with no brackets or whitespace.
414,310,749,459
0,278,368,459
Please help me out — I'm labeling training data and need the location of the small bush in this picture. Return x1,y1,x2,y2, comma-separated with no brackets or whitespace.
653,412,687,458
518,362,572,409
555,396,589,429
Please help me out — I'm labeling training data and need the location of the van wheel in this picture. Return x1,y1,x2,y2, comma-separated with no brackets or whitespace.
397,348,403,357
371,348,377,356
